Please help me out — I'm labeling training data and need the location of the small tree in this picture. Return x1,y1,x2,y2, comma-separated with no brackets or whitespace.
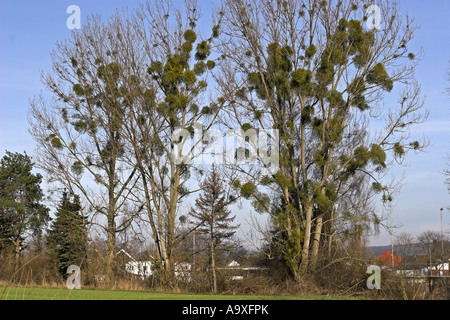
0,151,49,259
417,231,442,267
395,232,416,263
189,165,239,294
47,192,87,276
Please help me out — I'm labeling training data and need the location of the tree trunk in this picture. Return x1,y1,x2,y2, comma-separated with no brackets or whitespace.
211,238,217,295
11,235,21,262
354,224,362,257
327,206,335,258
310,215,323,270
298,205,313,278
157,212,172,285
105,181,117,286
105,213,116,286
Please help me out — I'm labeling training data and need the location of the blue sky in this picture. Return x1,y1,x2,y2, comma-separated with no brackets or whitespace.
0,0,449,247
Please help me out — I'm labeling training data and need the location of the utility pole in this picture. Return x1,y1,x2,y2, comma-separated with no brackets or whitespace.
193,231,196,269
440,208,444,262
390,204,395,268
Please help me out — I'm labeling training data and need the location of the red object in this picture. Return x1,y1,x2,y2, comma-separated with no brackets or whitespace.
377,251,402,266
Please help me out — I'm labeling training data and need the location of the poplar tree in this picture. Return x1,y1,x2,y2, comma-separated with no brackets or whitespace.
29,11,141,284
216,0,427,280
29,0,222,286
120,0,223,284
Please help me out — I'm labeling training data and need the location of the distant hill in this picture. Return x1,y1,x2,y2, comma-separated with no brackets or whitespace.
369,245,394,257
368,243,428,257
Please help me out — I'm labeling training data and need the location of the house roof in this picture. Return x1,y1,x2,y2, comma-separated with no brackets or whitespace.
227,260,240,267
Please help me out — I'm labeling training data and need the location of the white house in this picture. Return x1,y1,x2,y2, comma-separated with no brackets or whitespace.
428,261,450,276
124,260,192,281
125,261,153,279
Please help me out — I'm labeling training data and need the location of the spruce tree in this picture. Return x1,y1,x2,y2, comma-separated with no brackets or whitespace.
47,192,87,275
189,166,239,294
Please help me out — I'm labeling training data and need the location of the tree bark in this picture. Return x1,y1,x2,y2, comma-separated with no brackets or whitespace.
310,215,323,270
299,205,313,278
211,234,217,295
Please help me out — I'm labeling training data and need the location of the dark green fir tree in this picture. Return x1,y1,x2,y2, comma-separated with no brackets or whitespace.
47,192,87,275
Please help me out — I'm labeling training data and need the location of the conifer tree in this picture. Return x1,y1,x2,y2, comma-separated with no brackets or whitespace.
0,151,49,258
189,166,239,294
47,192,87,275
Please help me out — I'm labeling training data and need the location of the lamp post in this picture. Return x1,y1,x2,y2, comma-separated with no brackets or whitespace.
440,208,444,262
390,204,394,268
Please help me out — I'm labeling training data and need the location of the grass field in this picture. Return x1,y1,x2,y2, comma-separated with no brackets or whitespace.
0,286,363,300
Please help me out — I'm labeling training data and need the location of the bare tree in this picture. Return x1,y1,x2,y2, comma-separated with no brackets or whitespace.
29,11,144,284
119,0,225,285
28,0,223,287
417,231,443,267
395,232,416,262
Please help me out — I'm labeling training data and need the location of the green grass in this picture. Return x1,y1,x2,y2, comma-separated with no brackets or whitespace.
0,286,363,300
